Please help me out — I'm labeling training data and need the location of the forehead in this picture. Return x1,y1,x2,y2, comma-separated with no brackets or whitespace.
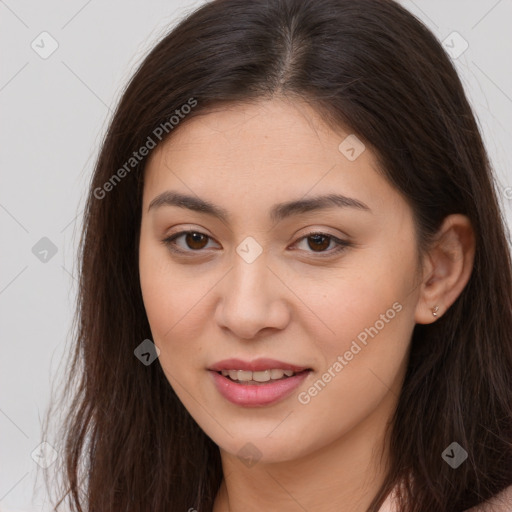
142,98,401,222
149,98,349,164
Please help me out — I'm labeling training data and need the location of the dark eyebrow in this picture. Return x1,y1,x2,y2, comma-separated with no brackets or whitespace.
147,191,371,223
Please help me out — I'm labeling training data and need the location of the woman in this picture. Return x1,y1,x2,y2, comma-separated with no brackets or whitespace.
42,0,512,510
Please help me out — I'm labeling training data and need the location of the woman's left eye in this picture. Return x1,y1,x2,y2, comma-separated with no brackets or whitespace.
161,230,352,257
293,232,352,256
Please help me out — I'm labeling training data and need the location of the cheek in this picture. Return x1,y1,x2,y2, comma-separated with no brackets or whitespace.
139,262,203,401
287,289,413,459
301,254,414,358
296,241,417,408
300,283,412,406
139,235,198,355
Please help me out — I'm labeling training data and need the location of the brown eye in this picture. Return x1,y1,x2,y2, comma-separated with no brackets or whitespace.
306,234,331,252
184,232,209,250
162,230,218,254
293,232,352,257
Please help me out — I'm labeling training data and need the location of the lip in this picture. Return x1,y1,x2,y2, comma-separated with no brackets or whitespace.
208,358,309,373
208,358,312,407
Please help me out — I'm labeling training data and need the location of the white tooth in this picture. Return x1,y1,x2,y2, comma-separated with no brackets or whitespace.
224,369,297,381
253,370,271,382
237,370,253,381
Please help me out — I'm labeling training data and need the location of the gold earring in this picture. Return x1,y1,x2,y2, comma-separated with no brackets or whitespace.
432,305,439,317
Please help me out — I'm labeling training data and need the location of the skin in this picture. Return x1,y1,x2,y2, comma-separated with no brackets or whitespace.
138,97,475,512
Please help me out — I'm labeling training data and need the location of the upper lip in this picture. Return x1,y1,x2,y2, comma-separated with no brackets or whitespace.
208,358,310,372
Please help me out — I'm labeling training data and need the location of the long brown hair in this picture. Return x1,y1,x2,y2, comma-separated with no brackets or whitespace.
41,0,512,510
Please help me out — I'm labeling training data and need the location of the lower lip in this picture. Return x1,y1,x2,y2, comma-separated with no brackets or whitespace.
209,370,311,407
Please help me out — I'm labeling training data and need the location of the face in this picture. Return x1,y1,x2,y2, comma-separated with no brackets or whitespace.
139,98,421,464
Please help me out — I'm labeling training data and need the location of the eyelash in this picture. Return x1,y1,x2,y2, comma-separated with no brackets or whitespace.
161,230,352,258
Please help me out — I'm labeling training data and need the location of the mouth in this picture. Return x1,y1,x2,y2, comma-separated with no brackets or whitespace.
208,358,313,406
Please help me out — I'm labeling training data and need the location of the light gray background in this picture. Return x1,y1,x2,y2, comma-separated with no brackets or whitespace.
1,1,511,510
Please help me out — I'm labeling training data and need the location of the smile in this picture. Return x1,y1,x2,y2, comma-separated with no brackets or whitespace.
208,358,312,406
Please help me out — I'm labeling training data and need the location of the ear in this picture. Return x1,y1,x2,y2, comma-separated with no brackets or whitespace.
415,214,476,324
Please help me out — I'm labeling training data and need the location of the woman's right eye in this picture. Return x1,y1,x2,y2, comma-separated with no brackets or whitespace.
161,230,219,254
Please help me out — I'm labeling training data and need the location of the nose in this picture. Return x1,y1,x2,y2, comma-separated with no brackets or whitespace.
214,256,291,340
